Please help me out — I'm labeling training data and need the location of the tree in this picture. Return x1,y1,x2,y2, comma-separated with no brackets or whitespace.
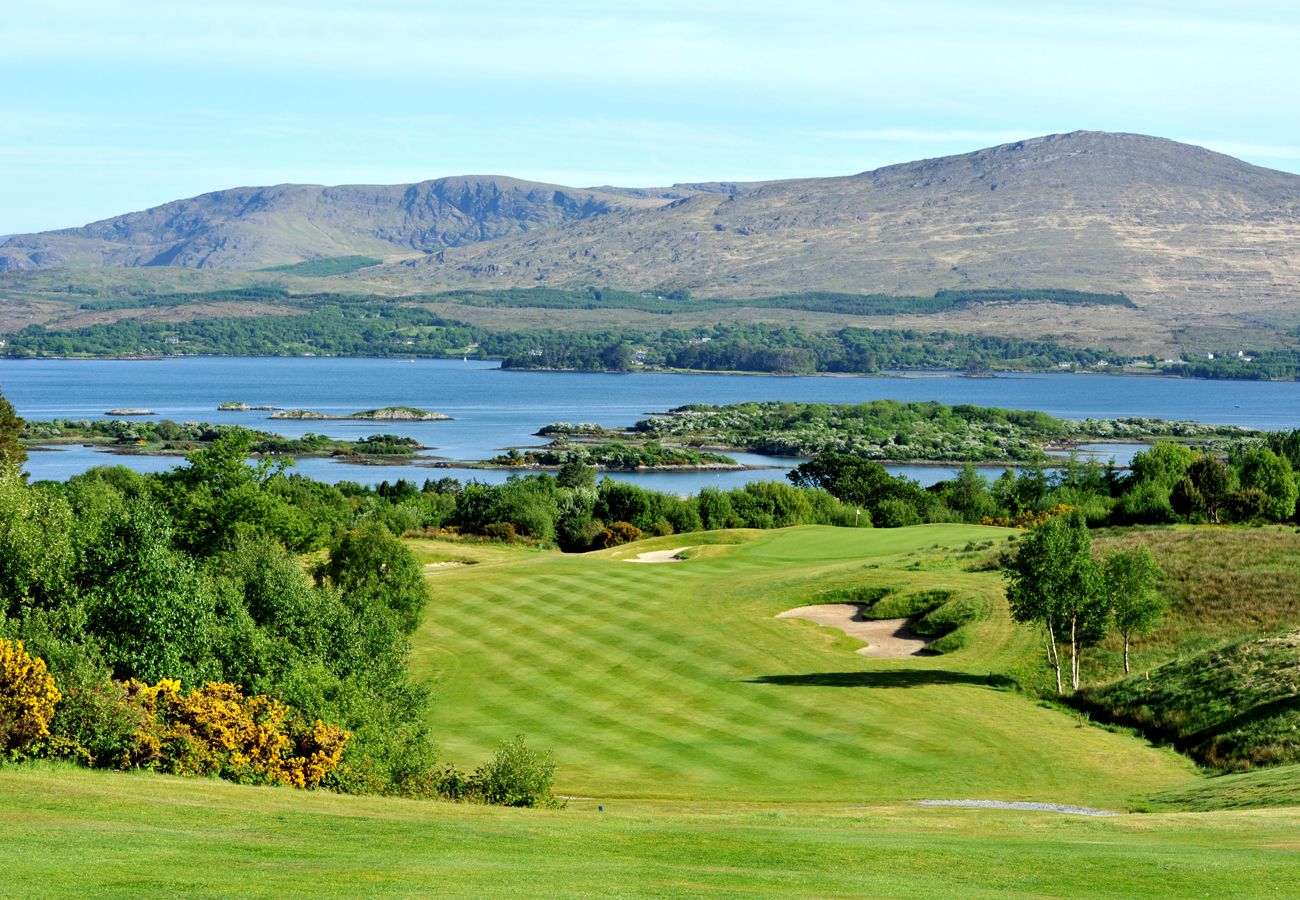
1104,547,1166,674
316,523,428,634
1002,512,1107,693
0,389,25,471
1180,455,1233,523
1237,448,1298,522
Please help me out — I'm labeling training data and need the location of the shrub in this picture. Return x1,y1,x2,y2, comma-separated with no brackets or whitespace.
0,639,62,756
874,498,922,528
471,734,560,808
599,521,642,548
124,679,348,788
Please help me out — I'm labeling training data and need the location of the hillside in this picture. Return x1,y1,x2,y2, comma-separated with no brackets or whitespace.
0,176,677,271
4,132,1300,346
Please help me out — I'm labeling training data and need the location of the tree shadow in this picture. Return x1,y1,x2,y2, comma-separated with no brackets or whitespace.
746,670,1016,689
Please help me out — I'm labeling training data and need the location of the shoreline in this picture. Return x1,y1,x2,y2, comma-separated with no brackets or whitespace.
1,353,1293,383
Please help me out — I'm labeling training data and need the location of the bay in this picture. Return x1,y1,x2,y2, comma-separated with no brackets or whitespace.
3,357,1297,492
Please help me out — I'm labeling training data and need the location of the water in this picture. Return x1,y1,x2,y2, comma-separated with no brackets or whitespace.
3,358,1297,491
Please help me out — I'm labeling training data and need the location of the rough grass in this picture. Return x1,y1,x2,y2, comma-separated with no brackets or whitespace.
1079,631,1300,770
1088,526,1300,680
410,524,1192,807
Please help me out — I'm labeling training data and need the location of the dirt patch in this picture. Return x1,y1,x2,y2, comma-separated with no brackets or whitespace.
777,603,930,658
625,546,690,563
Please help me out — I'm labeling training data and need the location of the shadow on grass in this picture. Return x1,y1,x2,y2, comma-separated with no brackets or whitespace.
746,670,1016,689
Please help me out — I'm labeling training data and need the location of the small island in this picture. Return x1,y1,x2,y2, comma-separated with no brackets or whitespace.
477,440,744,472
218,402,283,411
270,406,451,421
104,408,154,416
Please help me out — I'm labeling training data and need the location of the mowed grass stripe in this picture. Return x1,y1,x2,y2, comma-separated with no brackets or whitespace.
430,594,856,790
415,525,1195,806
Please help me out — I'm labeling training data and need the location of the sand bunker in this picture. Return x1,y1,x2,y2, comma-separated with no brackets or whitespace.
916,799,1118,817
776,603,930,658
625,547,691,563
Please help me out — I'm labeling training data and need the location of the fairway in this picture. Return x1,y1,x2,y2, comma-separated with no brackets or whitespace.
411,525,1194,807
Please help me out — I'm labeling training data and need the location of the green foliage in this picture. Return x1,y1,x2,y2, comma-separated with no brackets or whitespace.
467,734,560,808
1104,546,1167,674
0,389,25,470
1237,448,1298,522
316,524,429,635
259,256,381,276
1002,513,1107,692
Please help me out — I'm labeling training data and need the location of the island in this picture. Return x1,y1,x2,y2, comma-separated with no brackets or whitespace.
269,406,451,421
218,402,283,411
104,408,154,416
538,400,1255,465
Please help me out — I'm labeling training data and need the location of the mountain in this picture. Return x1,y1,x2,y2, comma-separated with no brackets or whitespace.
4,132,1299,325
0,176,679,271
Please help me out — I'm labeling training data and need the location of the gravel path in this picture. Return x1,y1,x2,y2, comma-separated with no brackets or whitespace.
916,799,1119,816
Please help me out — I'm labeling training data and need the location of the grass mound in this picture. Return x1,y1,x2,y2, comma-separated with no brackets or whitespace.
1143,763,1300,812
1080,631,1300,770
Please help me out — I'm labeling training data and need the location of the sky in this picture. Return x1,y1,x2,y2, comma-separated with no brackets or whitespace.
2,0,1299,234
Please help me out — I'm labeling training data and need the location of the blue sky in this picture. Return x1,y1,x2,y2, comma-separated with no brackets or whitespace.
3,0,1299,233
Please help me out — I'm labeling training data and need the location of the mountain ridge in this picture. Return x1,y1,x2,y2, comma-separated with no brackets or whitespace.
3,131,1299,332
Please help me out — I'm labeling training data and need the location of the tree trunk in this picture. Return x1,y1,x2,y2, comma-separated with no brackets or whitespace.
1070,616,1080,692
1123,633,1130,675
1045,622,1062,694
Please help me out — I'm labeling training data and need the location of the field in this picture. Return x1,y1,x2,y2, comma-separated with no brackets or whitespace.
4,524,1300,895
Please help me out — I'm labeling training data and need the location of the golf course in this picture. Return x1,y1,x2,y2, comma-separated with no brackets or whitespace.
4,524,1299,895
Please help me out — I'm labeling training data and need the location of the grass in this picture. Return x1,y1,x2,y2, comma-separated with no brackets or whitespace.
3,764,1300,897
1143,763,1300,811
8,523,1300,894
411,524,1194,807
1093,526,1300,666
1079,631,1300,770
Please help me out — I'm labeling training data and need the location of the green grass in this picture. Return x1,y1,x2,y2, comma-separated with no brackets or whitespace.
259,256,382,276
9,523,1300,894
411,524,1193,807
1080,631,1300,770
1093,526,1300,666
1143,763,1300,811
3,764,1300,897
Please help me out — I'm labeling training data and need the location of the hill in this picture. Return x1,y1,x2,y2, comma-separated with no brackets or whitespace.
4,131,1300,348
0,176,678,271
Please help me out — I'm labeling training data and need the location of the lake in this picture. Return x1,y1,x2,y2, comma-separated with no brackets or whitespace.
3,357,1298,492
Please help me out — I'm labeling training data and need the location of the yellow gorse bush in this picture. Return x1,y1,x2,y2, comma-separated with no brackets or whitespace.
0,638,62,754
981,503,1076,530
123,679,348,788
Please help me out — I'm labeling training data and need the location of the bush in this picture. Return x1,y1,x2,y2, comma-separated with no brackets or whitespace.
124,679,348,788
599,521,642,548
874,498,922,528
0,639,62,756
471,734,560,808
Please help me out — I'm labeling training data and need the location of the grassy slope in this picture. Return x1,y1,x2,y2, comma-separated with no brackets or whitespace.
413,524,1192,806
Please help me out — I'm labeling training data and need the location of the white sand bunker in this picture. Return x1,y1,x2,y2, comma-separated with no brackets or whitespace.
625,546,691,563
777,604,930,658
